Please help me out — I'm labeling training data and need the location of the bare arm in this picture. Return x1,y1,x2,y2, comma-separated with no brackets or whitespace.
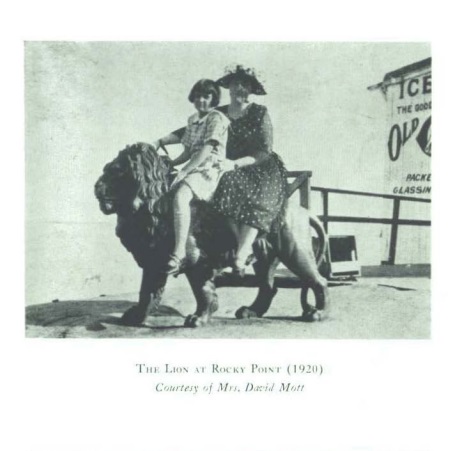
234,156,257,168
171,146,191,167
235,150,270,166
151,132,182,150
180,144,214,175
171,143,215,187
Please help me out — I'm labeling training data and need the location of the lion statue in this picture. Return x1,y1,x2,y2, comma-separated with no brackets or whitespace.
94,143,330,327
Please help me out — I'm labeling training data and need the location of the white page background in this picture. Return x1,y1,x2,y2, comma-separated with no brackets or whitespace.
2,1,450,450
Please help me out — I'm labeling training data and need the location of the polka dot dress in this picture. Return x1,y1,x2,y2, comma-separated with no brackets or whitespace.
212,103,288,233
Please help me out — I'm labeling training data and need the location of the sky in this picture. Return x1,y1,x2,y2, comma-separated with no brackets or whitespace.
25,41,430,223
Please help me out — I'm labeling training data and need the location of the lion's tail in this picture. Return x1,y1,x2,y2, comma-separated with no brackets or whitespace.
309,214,328,265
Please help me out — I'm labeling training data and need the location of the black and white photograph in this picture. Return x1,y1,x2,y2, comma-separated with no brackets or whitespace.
3,3,450,451
25,42,431,338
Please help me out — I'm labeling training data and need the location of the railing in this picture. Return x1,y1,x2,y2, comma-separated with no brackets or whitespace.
286,172,431,265
287,171,312,208
312,187,431,265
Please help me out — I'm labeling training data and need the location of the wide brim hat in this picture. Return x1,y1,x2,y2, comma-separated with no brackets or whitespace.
216,65,267,95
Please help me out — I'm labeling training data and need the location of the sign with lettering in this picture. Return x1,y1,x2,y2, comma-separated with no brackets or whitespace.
369,58,431,197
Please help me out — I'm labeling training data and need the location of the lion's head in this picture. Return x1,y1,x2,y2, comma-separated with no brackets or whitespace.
95,143,171,217
95,143,174,267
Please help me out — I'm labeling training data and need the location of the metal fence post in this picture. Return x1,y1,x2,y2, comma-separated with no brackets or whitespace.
387,198,401,265
322,190,329,233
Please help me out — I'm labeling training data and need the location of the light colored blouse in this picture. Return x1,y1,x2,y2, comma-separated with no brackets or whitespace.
181,109,229,160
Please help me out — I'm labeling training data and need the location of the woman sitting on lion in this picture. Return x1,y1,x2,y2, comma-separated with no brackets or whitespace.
149,65,288,277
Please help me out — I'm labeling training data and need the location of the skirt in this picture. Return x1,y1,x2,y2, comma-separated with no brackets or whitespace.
179,155,225,202
212,152,288,233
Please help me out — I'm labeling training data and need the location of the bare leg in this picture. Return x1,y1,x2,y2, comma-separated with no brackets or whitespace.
173,183,194,259
235,224,259,268
227,218,239,242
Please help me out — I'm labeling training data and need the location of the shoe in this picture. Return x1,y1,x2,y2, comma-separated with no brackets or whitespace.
245,254,257,266
164,254,183,276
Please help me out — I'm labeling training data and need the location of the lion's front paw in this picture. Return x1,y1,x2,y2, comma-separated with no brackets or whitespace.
184,314,200,328
235,306,260,319
121,306,147,326
184,314,209,328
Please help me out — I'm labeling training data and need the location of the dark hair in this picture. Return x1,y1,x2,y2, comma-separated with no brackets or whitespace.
188,79,221,107
216,65,267,95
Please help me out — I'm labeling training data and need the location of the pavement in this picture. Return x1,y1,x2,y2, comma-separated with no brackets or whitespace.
25,275,430,339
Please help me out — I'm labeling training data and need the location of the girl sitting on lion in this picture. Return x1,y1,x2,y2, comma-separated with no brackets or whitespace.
159,79,230,275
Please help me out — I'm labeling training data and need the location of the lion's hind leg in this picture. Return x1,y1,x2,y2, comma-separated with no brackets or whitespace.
235,247,280,319
275,224,330,322
235,238,279,319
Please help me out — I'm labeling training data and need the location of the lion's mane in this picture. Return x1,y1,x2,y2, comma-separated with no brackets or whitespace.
95,143,235,269
95,144,176,267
